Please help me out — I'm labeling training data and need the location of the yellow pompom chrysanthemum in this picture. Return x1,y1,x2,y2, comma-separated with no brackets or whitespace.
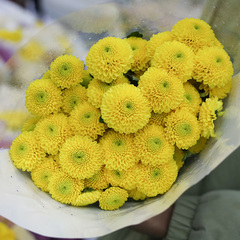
0,222,15,240
199,97,223,139
193,46,233,89
104,164,138,190
61,84,88,114
21,116,41,132
188,137,208,154
72,189,101,207
99,187,128,210
19,40,44,61
171,18,216,53
25,78,62,117
31,156,60,192
87,75,129,108
86,37,133,83
81,69,93,88
125,37,149,72
136,161,178,197
84,166,109,190
101,83,151,133
34,113,73,155
101,129,138,170
209,77,232,99
59,135,103,180
164,108,201,149
146,31,173,60
139,67,184,113
128,188,147,201
173,147,185,170
181,82,202,115
48,171,84,205
151,40,194,82
69,101,106,140
10,131,45,171
50,54,84,89
134,124,174,166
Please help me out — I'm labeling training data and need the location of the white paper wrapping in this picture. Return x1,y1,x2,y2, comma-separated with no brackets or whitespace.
0,1,240,238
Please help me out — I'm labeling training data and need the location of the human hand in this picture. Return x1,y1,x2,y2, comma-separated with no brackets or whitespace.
130,204,174,239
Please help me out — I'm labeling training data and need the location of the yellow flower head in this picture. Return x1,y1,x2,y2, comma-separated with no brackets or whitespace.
147,31,173,60
139,67,184,113
101,83,151,133
181,82,202,115
104,164,138,190
81,69,93,88
19,40,44,61
34,113,73,155
165,108,201,149
21,116,41,132
87,75,129,108
10,131,45,171
86,37,133,83
85,166,109,190
59,135,103,180
25,78,62,117
193,46,233,88
31,156,60,192
48,171,84,205
125,37,150,72
188,137,208,154
148,112,167,126
50,54,84,89
99,187,128,210
173,147,185,170
151,41,194,82
69,101,106,140
0,222,15,240
62,84,88,114
0,110,30,131
42,70,51,79
199,97,223,139
134,124,175,166
136,161,178,197
128,188,147,201
209,77,232,99
171,18,216,53
72,189,102,207
0,28,22,42
101,129,138,171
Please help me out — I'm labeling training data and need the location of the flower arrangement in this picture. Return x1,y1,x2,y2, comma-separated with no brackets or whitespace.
9,18,233,211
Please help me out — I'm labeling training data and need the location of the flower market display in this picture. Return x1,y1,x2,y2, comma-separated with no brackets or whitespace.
9,18,233,211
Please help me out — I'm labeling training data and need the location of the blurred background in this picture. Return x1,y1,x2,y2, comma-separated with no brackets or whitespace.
0,0,239,240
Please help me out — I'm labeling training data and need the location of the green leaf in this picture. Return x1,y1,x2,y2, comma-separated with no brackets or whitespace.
127,31,143,38
99,116,105,124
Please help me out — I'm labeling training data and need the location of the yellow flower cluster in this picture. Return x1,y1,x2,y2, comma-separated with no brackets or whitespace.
10,18,233,211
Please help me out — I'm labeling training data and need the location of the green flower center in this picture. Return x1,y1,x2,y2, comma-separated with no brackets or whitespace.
216,57,222,63
81,111,96,124
113,170,123,179
112,139,126,151
70,96,79,109
175,52,183,59
194,24,200,30
57,180,73,195
150,168,162,180
59,62,73,77
41,170,51,182
176,122,192,137
47,124,57,137
147,137,162,152
185,94,192,102
17,143,28,155
72,151,87,164
122,100,135,115
35,91,48,104
158,80,171,93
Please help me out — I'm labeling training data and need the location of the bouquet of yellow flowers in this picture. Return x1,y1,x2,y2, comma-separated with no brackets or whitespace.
0,2,239,238
9,17,233,211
